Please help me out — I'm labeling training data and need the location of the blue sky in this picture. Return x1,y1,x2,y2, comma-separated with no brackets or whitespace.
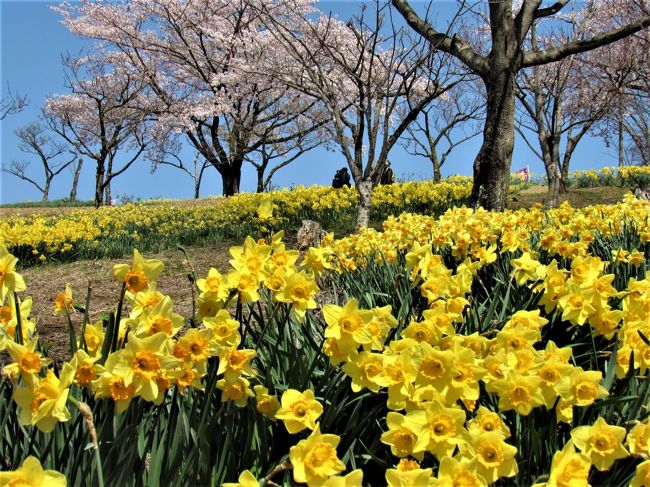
0,1,618,204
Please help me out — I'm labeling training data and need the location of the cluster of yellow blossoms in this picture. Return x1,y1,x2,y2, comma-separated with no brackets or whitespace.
0,179,472,262
568,165,650,187
325,194,650,270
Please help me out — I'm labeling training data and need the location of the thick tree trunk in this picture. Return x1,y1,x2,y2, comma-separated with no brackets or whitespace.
70,159,82,201
355,180,373,230
95,160,105,208
547,173,561,208
220,164,242,196
470,75,516,211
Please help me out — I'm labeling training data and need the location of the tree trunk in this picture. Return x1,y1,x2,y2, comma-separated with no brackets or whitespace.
547,172,561,208
70,159,82,201
543,136,562,207
220,164,242,196
95,160,105,208
618,119,625,166
104,182,112,205
470,74,516,211
104,157,113,205
256,168,265,193
432,152,441,182
194,177,201,199
355,180,373,230
43,179,51,202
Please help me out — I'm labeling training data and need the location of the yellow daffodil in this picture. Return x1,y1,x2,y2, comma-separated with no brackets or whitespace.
129,296,184,338
13,365,74,432
385,459,433,487
222,469,259,487
67,349,103,387
53,284,74,316
319,469,363,487
196,267,231,302
413,400,467,459
92,364,135,414
433,456,488,487
173,328,214,366
630,460,650,487
3,337,52,385
113,249,164,293
0,244,26,302
0,295,35,345
490,371,544,416
323,299,374,352
342,351,384,393
467,406,511,440
274,270,319,321
217,346,256,381
380,411,426,460
256,197,273,220
126,287,165,318
253,385,281,419
626,421,650,456
0,456,66,486
81,321,105,356
570,417,629,471
512,252,545,286
229,236,271,277
290,424,346,485
535,440,591,487
203,310,241,348
461,431,518,483
109,332,178,403
276,388,323,434
227,269,260,303
216,375,254,407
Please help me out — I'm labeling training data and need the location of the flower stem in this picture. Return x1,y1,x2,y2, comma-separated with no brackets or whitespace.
69,396,105,487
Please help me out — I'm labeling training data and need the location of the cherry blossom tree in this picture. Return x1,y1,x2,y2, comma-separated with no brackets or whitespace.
256,2,457,228
393,0,650,210
55,0,326,196
2,122,77,201
45,54,154,207
581,1,650,166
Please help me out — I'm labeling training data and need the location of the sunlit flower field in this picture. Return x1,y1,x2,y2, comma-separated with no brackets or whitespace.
1,178,649,486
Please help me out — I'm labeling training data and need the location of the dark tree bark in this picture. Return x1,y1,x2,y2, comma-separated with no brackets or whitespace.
220,162,243,196
95,158,105,208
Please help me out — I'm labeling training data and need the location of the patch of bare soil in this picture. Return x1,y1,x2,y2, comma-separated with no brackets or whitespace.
19,243,237,366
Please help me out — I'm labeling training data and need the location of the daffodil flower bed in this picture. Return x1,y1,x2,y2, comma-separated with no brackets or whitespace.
0,179,472,266
566,165,650,189
1,194,650,486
